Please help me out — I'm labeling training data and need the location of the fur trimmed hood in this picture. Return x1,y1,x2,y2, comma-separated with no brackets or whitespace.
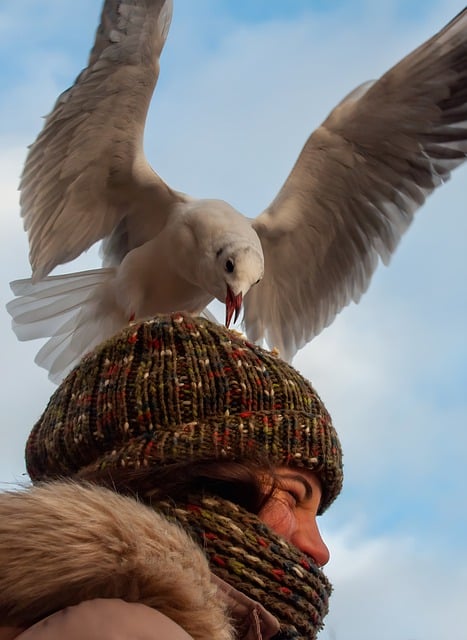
0,481,234,640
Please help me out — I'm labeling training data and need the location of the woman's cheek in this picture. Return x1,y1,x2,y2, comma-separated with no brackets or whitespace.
259,498,296,539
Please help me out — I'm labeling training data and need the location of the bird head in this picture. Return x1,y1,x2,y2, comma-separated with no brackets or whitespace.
177,199,264,325
212,230,264,328
217,246,264,326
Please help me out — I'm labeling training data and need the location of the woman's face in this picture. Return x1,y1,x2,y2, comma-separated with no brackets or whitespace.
258,467,330,567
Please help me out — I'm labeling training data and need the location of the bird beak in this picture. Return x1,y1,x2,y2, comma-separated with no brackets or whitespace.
225,286,243,327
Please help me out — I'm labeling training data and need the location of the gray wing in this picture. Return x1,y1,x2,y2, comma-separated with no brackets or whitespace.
21,0,180,280
245,8,467,361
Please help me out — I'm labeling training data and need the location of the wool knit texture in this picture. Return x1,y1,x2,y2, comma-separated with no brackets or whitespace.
26,314,343,512
159,493,332,639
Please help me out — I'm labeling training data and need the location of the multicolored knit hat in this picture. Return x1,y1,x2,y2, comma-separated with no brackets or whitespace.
26,314,343,512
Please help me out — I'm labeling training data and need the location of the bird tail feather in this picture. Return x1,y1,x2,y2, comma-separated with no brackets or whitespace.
7,268,126,384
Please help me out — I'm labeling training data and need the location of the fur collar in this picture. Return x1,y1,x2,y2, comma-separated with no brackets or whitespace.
0,481,234,640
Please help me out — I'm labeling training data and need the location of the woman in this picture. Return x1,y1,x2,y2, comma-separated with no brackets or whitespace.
0,314,343,639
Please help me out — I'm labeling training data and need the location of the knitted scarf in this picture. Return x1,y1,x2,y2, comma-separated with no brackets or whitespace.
156,494,332,639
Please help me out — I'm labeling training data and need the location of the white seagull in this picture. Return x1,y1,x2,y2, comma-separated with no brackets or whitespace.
7,1,467,382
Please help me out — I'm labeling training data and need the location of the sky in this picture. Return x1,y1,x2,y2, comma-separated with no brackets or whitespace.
0,1,466,638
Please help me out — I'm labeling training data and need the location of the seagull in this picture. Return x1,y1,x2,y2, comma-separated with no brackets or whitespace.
7,1,467,383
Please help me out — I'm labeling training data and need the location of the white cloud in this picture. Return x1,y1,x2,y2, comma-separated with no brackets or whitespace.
321,527,467,640
0,145,24,220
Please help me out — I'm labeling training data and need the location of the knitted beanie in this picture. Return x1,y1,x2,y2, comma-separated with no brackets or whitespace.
26,314,343,512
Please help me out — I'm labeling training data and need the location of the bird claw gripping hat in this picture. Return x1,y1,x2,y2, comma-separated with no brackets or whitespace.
26,314,343,512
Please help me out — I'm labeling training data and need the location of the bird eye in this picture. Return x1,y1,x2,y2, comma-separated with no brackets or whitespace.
225,259,235,273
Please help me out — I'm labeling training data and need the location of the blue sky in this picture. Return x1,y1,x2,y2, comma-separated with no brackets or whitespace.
0,1,466,638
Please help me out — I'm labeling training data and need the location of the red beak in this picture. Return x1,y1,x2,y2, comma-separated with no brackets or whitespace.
225,286,243,327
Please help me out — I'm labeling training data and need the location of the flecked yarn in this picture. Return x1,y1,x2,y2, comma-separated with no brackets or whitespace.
26,314,343,512
159,493,332,639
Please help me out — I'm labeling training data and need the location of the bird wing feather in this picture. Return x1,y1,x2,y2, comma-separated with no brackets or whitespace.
21,0,181,279
246,8,467,360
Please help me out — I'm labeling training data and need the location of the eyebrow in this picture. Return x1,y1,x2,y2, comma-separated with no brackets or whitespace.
277,473,313,499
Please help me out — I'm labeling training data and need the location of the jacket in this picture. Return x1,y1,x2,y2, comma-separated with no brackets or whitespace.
0,482,280,640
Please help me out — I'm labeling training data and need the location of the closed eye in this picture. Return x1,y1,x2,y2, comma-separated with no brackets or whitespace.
277,474,313,503
284,489,301,505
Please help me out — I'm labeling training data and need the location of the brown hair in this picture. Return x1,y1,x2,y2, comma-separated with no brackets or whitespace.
77,458,276,514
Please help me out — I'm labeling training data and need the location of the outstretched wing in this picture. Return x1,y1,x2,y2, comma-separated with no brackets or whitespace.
21,0,179,280
245,8,467,361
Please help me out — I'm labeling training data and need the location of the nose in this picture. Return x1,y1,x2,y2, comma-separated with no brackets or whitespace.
291,516,330,567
